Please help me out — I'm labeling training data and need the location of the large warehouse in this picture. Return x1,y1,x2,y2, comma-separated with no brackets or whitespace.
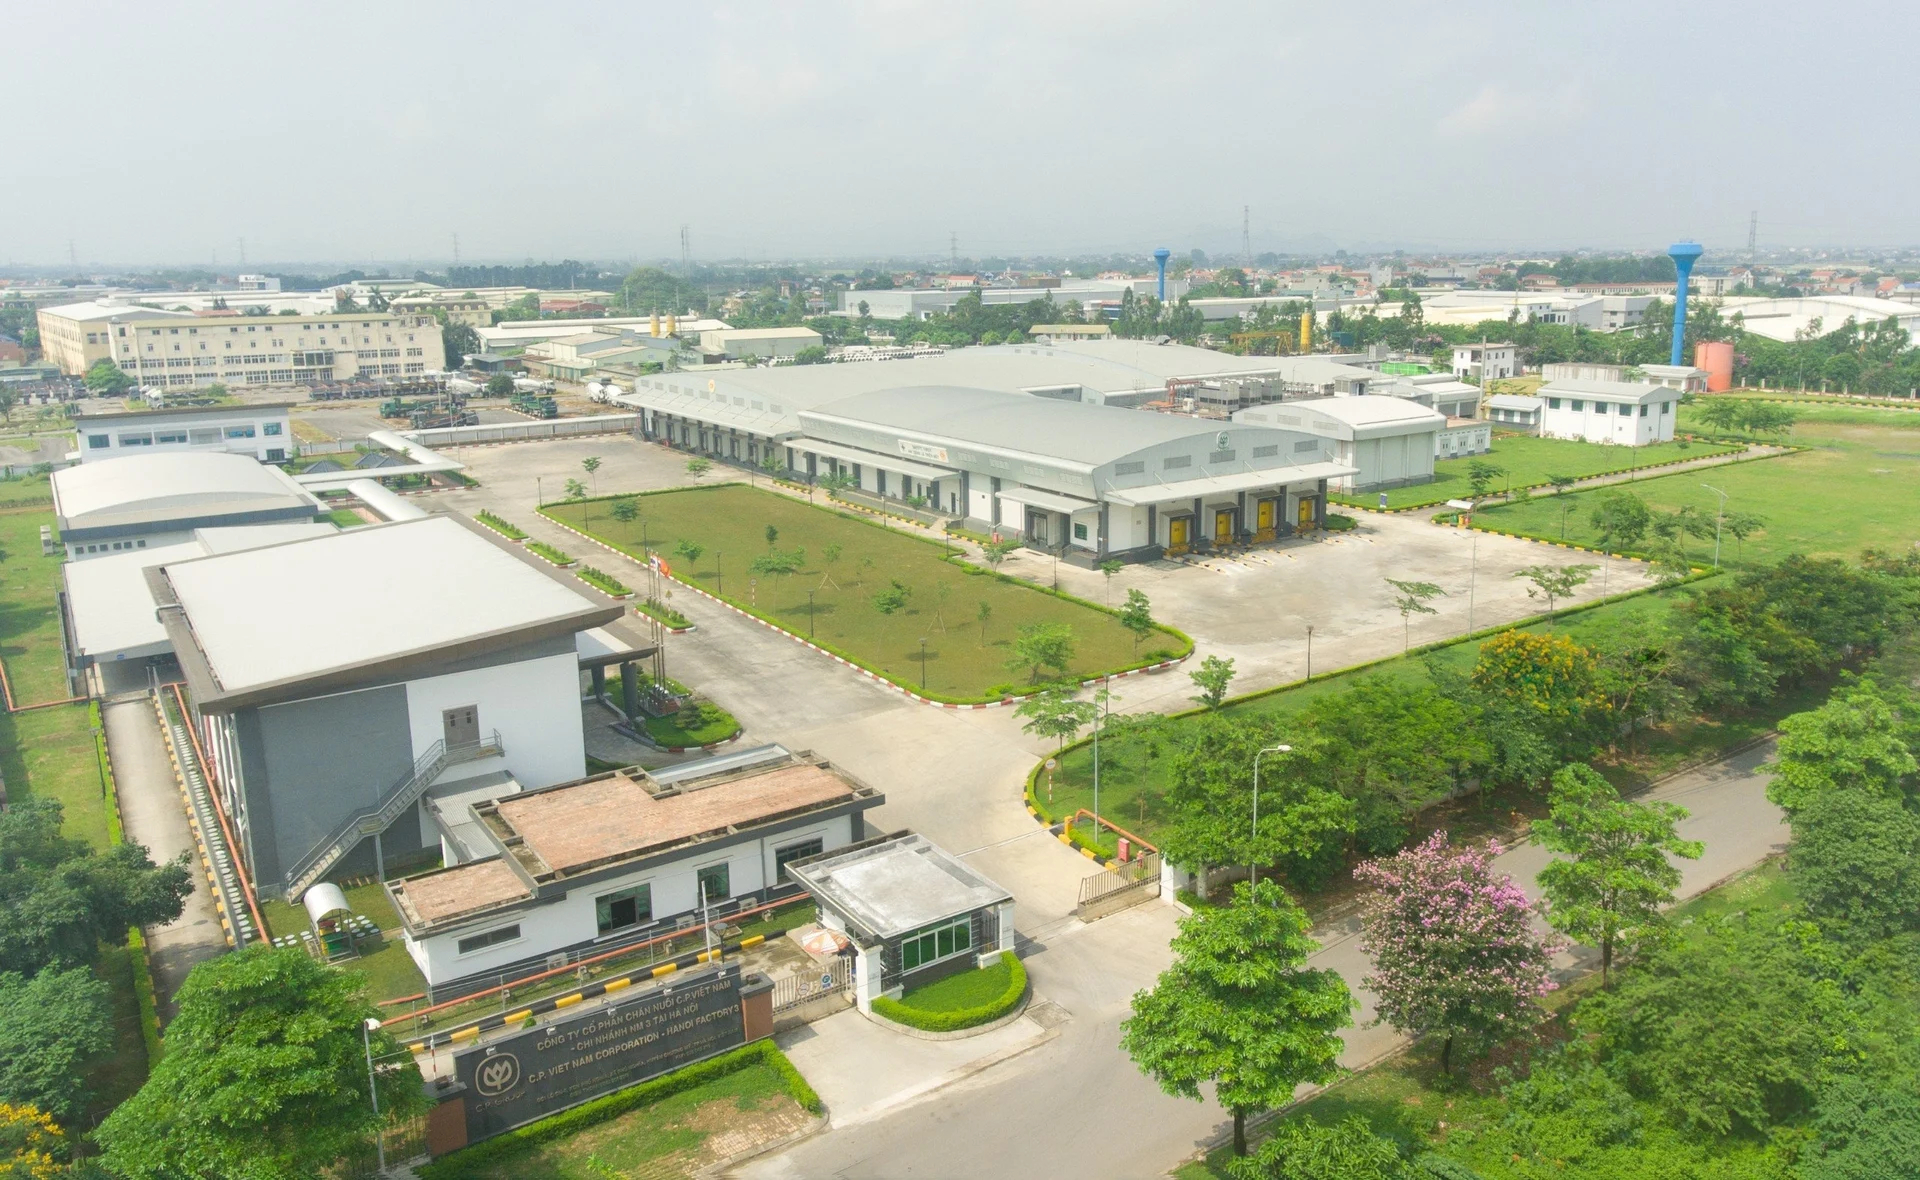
1233,397,1446,491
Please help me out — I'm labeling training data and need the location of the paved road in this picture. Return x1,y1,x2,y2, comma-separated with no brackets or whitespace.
738,740,1790,1180
103,696,225,1022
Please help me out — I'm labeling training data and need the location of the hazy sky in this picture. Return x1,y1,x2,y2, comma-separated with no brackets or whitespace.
7,1,1917,267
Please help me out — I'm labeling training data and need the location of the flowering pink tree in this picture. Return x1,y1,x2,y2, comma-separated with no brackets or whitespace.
1355,831,1562,1074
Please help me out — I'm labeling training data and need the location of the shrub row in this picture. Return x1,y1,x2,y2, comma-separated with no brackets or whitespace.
635,597,690,628
526,541,573,566
870,955,1027,1032
473,511,525,540
415,1039,819,1179
577,566,631,596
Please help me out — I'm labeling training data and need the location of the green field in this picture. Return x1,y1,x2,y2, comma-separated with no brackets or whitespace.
1039,584,1823,849
543,485,1185,701
1471,409,1920,569
1336,435,1740,509
260,881,426,1004
0,502,152,1115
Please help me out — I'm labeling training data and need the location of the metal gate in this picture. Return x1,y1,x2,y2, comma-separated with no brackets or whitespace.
771,956,853,1012
1076,852,1162,917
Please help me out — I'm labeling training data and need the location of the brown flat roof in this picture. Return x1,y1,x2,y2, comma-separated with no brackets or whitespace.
390,858,531,927
497,763,857,878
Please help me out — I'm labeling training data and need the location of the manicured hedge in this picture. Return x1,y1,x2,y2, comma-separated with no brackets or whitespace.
415,1039,818,1179
871,954,1026,1032
473,511,525,540
577,566,631,596
525,541,573,566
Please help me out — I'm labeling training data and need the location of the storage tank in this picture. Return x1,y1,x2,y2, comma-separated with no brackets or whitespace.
1695,341,1734,392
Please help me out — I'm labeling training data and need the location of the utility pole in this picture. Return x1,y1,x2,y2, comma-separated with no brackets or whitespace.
1242,205,1251,267
452,232,460,267
1747,211,1757,265
950,231,957,272
680,225,692,278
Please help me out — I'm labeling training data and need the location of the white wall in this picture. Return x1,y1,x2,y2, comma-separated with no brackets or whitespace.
403,650,584,791
75,407,293,464
967,484,993,521
406,814,854,986
66,528,193,561
1540,397,1676,446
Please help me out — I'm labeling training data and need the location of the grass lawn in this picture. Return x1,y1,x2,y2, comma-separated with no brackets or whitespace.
260,879,426,1003
896,956,1015,1014
1041,589,1708,845
1472,408,1920,569
325,507,366,528
1338,435,1740,510
442,1061,805,1180
642,703,739,747
1173,860,1801,1180
0,501,81,702
545,484,1181,701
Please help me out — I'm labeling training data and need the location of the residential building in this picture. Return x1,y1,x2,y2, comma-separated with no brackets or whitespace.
1538,379,1679,445
1451,343,1516,383
73,403,294,464
52,451,326,560
38,301,444,387
387,745,882,998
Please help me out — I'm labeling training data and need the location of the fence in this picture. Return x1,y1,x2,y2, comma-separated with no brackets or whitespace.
1076,851,1162,919
407,414,638,447
771,956,854,1012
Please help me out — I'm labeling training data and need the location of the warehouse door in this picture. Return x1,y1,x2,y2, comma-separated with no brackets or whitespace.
442,706,479,749
1168,517,1189,553
1214,509,1234,544
1255,498,1275,541
1297,497,1317,531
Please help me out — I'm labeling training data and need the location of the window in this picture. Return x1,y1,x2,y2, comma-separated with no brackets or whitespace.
225,425,256,439
1073,522,1089,540
1208,449,1236,464
1661,401,1672,414
899,916,971,971
696,863,731,902
118,432,153,446
1112,460,1144,476
156,431,187,444
263,422,283,436
1570,400,1585,411
774,838,824,883
1292,439,1319,453
1163,455,1192,470
1251,444,1279,458
265,448,286,462
1548,397,1561,409
87,434,110,449
189,428,220,444
1639,404,1649,417
1618,402,1633,416
456,924,520,955
595,883,652,934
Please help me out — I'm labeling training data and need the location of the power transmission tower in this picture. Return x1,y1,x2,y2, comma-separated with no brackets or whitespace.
1747,211,1757,264
1242,205,1251,266
679,226,691,278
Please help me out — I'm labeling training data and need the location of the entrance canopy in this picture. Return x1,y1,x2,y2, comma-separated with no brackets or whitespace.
997,484,1095,515
787,437,956,482
1103,460,1355,507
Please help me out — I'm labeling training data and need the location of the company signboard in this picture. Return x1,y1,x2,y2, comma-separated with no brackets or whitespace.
898,439,949,464
454,964,746,1140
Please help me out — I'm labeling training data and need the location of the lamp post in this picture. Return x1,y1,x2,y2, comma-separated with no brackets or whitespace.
918,637,927,691
1702,483,1728,568
1304,625,1314,683
1091,675,1111,841
1250,743,1292,891
536,475,543,506
1447,499,1477,633
361,1018,385,1174
807,589,816,638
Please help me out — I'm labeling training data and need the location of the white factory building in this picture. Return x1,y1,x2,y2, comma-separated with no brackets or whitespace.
52,451,326,560
1233,397,1446,491
1537,378,1680,446
1714,295,1920,346
73,403,294,464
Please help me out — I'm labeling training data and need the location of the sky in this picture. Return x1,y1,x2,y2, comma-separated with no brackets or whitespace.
6,0,1918,268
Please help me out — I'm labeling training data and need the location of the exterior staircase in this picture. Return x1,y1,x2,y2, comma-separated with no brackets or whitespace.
285,731,502,900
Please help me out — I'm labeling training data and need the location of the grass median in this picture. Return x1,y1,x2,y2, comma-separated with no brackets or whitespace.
1335,435,1739,510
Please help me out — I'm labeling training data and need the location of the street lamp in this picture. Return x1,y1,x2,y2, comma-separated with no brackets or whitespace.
361,1017,385,1173
1250,743,1292,891
1447,500,1477,633
1091,675,1112,840
807,588,816,638
918,637,927,691
1304,625,1314,683
1702,483,1728,568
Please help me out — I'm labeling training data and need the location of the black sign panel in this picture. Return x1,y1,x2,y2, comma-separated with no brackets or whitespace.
455,964,745,1140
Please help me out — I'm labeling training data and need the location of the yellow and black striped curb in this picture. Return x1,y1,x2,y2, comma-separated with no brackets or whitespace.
1024,802,1128,872
152,698,241,949
403,936,764,1052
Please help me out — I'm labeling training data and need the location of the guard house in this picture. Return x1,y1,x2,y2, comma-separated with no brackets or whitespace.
786,830,1015,1011
387,746,884,999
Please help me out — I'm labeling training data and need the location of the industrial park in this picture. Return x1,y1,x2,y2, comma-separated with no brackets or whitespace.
3,5,1919,1180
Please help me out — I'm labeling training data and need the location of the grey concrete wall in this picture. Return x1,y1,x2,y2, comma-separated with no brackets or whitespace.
236,684,413,888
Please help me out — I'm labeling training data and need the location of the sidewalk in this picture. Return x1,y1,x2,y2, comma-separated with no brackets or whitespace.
104,697,226,1020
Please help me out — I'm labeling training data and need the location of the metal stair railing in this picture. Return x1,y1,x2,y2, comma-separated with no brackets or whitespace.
285,730,502,899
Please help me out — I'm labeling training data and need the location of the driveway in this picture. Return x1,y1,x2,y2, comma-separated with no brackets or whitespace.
103,697,226,1021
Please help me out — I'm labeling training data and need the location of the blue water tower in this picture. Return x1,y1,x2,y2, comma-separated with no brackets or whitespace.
1153,248,1171,302
1667,241,1703,367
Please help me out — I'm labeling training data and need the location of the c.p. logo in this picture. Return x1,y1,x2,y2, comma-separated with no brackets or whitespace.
475,1052,521,1097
